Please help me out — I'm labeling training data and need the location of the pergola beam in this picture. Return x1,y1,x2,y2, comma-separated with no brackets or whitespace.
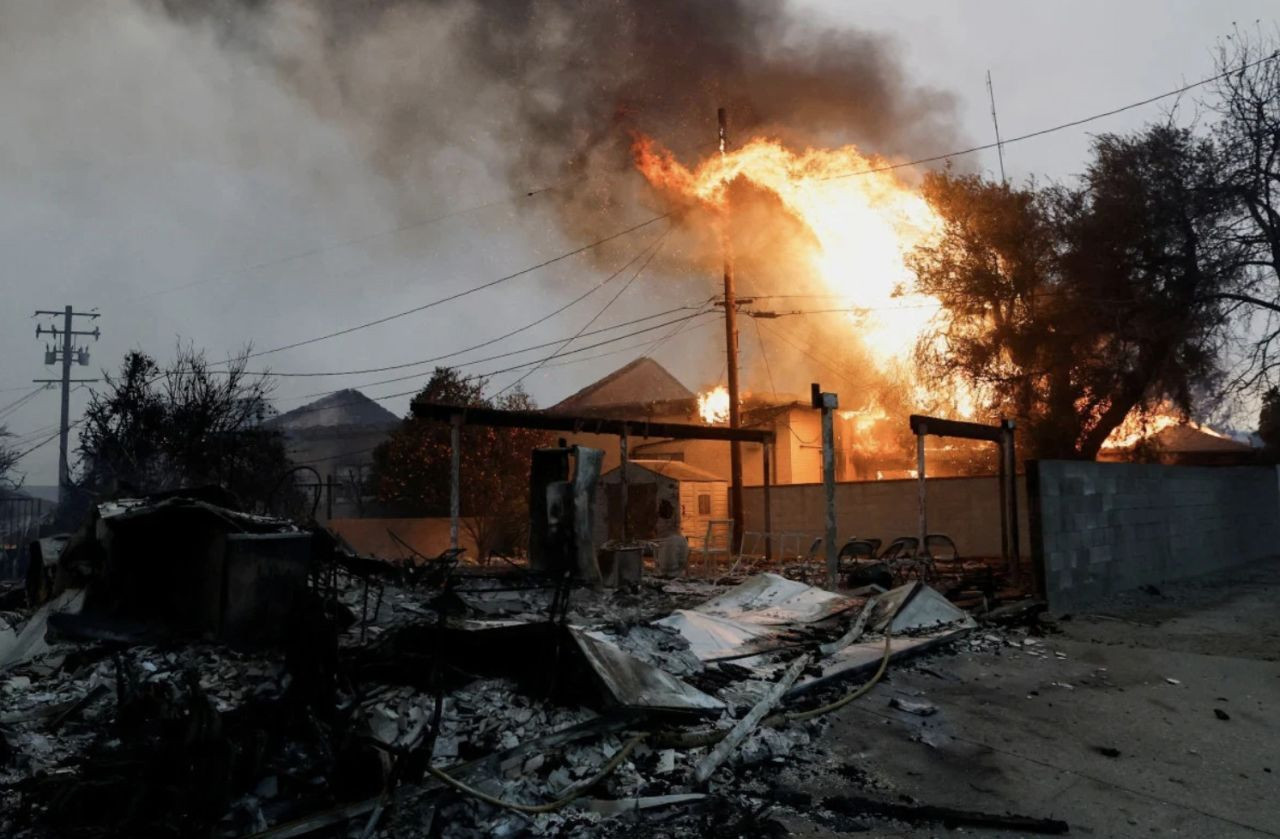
411,401,775,445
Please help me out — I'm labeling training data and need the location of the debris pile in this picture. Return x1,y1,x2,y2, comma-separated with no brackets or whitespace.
0,492,1067,838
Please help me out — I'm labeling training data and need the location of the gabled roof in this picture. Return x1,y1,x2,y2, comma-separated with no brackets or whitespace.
551,358,694,412
1149,424,1253,453
270,389,400,432
613,459,726,483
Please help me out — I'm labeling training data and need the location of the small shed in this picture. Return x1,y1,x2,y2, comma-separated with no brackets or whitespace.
596,459,729,545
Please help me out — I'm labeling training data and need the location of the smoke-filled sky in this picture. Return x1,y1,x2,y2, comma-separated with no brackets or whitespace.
2,0,1276,486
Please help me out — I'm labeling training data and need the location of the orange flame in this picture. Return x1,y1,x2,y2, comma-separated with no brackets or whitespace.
698,385,730,424
633,135,944,364
1101,405,1231,450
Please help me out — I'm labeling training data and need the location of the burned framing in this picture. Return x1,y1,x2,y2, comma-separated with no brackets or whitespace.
908,414,1021,582
410,401,778,560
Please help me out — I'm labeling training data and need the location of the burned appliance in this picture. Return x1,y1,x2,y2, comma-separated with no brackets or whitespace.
529,445,603,585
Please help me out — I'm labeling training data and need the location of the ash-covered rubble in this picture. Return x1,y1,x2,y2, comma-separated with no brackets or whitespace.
0,491,1058,838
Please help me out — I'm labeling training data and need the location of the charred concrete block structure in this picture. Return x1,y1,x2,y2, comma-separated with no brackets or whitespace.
1029,461,1280,610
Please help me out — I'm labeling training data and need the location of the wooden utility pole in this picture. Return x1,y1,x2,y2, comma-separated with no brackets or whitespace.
718,106,745,554
34,306,99,505
812,384,839,587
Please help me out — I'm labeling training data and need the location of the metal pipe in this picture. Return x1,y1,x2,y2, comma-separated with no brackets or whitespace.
1005,419,1021,585
450,413,462,551
916,426,927,557
997,431,1009,569
619,431,629,543
818,389,838,587
762,442,773,562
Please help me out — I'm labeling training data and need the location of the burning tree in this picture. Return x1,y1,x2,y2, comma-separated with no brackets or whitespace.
912,125,1245,459
369,368,553,562
78,346,289,503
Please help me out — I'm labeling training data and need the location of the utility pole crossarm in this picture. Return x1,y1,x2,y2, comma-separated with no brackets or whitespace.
33,305,102,505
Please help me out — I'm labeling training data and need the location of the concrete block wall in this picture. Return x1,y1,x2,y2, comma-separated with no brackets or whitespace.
1029,461,1280,610
742,475,1029,559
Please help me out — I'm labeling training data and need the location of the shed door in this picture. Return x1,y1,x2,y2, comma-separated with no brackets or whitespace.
605,483,659,541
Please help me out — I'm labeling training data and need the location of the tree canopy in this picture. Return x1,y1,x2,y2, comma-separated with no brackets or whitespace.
370,368,553,561
1206,31,1280,390
78,346,289,504
0,427,17,491
912,124,1245,459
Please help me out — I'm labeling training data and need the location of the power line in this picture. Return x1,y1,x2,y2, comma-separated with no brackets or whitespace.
824,48,1280,181
124,186,561,304
237,227,676,380
267,309,717,423
8,424,60,445
494,226,672,396
10,419,84,464
448,311,717,381
0,386,49,420
283,305,708,398
756,319,860,393
543,318,720,370
751,316,779,402
232,212,671,362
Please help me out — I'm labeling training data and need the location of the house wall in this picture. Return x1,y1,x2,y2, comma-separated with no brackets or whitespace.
1028,461,1280,611
629,438,767,485
679,480,731,547
742,474,1030,559
772,407,824,485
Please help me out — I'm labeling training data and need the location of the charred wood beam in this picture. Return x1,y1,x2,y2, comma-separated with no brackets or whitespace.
908,414,1006,443
411,401,775,444
823,794,1069,834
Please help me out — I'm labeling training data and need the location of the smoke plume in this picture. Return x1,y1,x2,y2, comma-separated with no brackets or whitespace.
152,0,959,240
146,0,963,405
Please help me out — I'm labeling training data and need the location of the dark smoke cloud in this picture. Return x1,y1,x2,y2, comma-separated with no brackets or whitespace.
150,0,961,236
143,0,965,408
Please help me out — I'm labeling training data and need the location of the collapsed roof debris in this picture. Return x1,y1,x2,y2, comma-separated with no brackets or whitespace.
0,492,1066,838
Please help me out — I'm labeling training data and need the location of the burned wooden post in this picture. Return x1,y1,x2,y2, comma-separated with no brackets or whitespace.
449,412,462,551
411,402,776,558
762,442,773,562
916,420,927,557
619,430,630,543
1003,419,1020,584
812,383,839,587
909,414,1016,574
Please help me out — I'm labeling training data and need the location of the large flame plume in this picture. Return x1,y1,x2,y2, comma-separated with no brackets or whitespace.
634,135,944,364
698,385,731,425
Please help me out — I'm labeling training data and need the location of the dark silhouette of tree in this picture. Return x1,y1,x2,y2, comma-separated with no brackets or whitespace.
0,427,17,490
78,346,288,505
1207,31,1280,389
370,368,553,561
1258,387,1280,453
913,125,1245,460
